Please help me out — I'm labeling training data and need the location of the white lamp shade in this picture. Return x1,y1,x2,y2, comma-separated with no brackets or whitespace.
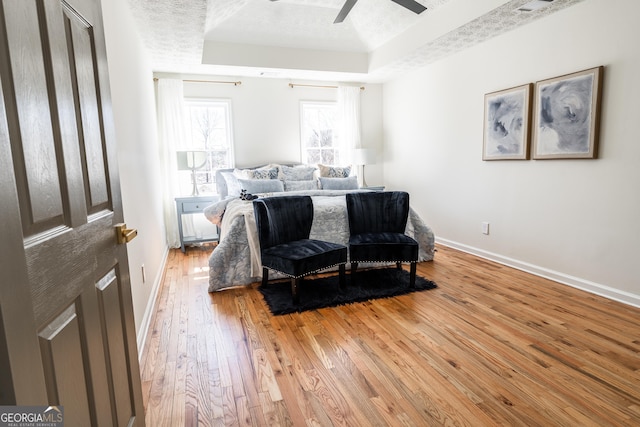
352,148,376,166
177,150,207,170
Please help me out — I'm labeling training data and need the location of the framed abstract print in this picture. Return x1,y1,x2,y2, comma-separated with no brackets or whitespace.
532,66,603,159
483,83,532,160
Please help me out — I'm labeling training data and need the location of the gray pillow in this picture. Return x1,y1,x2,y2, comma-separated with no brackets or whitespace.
280,165,316,181
237,178,284,194
319,176,359,190
284,180,318,191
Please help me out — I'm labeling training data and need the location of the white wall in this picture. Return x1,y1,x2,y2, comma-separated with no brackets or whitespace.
101,0,168,345
176,77,385,186
383,0,640,306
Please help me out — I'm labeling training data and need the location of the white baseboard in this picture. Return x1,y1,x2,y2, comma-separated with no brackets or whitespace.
436,238,640,309
136,246,170,356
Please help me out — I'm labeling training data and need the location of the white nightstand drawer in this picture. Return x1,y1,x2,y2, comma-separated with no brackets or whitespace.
181,202,208,213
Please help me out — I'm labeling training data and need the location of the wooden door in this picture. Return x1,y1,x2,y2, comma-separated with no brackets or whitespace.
0,0,145,425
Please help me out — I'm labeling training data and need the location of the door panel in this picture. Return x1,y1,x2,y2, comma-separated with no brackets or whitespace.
96,269,134,427
42,0,88,228
65,5,111,212
3,0,66,237
38,304,92,427
0,0,145,425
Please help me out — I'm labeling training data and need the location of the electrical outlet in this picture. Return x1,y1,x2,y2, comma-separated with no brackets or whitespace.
141,264,146,283
482,222,490,235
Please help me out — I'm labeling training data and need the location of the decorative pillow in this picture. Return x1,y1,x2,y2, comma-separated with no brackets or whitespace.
280,165,316,181
318,164,351,178
232,168,249,178
221,172,242,198
284,180,318,192
235,167,278,180
237,178,284,194
319,176,359,190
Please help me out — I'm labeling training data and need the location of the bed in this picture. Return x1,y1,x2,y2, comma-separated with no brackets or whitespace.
204,188,435,292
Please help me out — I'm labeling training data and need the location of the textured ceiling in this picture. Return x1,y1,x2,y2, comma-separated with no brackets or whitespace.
203,0,451,52
126,0,584,82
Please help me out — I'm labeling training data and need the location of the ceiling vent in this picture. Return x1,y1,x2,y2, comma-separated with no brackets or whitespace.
517,0,554,12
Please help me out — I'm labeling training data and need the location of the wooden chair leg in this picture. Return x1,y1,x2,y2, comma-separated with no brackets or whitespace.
291,277,301,305
262,267,269,287
409,262,417,288
350,262,358,285
339,264,345,289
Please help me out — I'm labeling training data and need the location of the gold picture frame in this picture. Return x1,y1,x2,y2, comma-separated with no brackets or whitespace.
532,66,604,159
483,83,532,160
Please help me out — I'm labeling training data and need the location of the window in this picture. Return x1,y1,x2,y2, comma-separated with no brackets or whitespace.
300,101,342,165
182,99,234,194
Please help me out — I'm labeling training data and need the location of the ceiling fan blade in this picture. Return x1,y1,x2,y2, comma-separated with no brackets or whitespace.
391,0,427,15
334,0,359,24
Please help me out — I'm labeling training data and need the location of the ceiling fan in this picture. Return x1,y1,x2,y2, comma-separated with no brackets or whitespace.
269,0,427,24
334,0,426,23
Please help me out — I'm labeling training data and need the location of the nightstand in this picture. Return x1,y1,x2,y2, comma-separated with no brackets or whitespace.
175,195,219,252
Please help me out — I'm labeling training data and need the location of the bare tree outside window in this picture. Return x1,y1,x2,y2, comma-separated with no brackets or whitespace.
183,99,234,194
301,102,341,165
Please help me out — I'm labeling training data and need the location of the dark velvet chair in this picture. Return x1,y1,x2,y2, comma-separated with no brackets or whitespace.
345,191,419,287
253,196,348,304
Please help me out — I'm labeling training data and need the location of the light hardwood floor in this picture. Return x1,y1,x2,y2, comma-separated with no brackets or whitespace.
140,244,640,426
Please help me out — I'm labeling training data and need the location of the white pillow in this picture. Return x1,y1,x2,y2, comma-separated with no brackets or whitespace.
221,172,242,197
237,178,284,194
319,176,359,190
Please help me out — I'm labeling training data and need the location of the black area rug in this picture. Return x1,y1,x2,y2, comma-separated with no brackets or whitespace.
259,268,437,315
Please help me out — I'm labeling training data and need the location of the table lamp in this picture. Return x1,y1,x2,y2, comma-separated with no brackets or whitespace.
353,148,376,188
177,150,208,196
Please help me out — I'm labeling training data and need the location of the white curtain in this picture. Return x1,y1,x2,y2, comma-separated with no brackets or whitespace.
157,78,187,248
337,85,362,166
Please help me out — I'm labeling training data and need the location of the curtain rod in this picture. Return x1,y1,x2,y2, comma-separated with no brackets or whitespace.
288,83,365,91
153,78,242,86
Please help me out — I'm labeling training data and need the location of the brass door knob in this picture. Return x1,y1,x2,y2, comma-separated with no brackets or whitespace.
115,223,138,244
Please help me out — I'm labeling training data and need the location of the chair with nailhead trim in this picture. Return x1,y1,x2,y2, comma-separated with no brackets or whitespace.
253,196,347,304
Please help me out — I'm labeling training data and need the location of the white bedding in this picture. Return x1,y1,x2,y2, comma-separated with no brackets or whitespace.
204,190,435,292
